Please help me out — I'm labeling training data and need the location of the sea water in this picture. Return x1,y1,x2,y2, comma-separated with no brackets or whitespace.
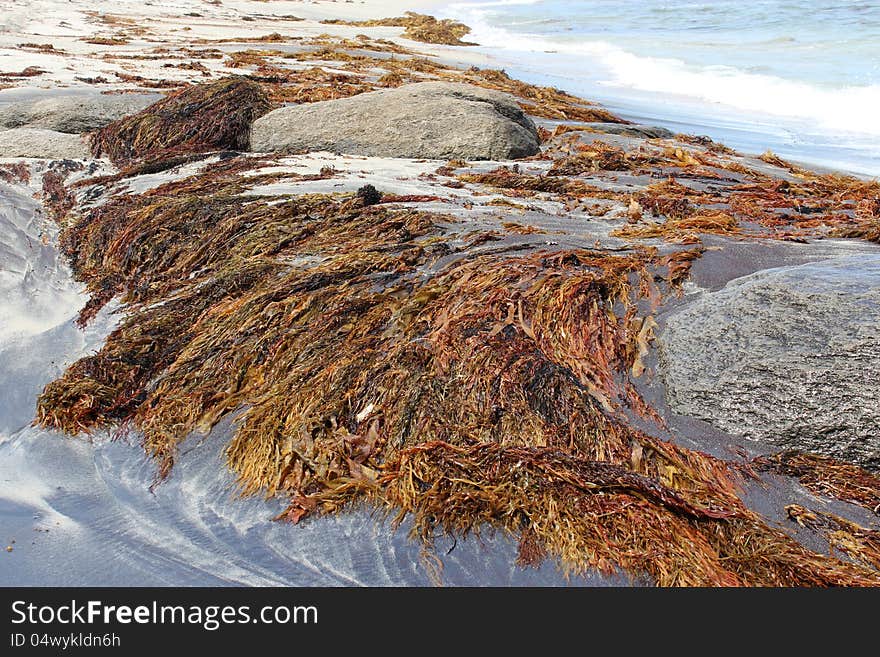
440,0,880,176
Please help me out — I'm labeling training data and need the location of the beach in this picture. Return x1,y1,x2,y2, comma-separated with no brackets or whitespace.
437,0,880,177
1,0,879,587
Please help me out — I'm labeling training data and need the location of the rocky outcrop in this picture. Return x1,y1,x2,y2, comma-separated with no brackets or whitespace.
0,93,157,134
249,82,540,160
659,255,880,468
0,128,90,159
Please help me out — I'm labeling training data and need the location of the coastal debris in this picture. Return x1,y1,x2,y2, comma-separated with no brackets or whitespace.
755,451,880,515
90,77,271,165
459,167,615,199
786,505,880,570
321,13,474,46
612,210,741,243
36,155,880,586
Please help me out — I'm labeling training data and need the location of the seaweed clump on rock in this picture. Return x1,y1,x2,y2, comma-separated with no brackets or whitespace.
90,76,271,166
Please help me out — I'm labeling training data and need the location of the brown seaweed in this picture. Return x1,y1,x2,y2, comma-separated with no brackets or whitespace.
786,505,880,570
321,13,474,46
35,157,880,586
755,451,880,515
90,76,271,166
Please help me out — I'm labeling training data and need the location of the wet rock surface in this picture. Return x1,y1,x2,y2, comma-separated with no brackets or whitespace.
660,254,880,468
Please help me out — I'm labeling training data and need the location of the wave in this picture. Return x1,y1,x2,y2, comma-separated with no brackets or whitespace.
446,1,880,139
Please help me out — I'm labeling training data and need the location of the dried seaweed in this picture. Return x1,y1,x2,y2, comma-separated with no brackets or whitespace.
321,13,474,46
459,167,620,199
661,248,704,291
613,210,741,243
754,451,880,515
0,162,30,185
83,36,130,46
786,505,880,570
832,220,880,243
23,26,880,585
548,142,634,175
35,157,880,586
90,77,271,166
457,68,627,124
0,66,46,79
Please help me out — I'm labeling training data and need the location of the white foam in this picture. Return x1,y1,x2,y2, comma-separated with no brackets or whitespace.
446,2,880,139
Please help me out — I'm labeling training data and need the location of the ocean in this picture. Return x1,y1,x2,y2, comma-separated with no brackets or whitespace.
439,0,880,176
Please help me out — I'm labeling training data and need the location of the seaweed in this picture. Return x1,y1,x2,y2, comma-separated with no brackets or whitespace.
90,77,271,166
41,169,79,223
0,162,30,185
754,451,880,515
661,248,704,291
612,210,741,243
831,198,880,243
546,142,714,176
459,167,620,199
786,505,880,570
457,68,628,124
0,66,46,79
321,13,474,46
35,158,880,586
83,36,130,46
548,142,634,175
832,220,880,243
23,27,880,584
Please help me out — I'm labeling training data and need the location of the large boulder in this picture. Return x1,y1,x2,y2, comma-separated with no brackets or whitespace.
659,255,880,468
0,93,158,134
250,82,540,160
0,128,90,159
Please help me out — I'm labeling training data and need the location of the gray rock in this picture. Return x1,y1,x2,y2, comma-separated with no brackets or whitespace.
0,128,90,159
0,93,157,134
250,82,540,160
659,255,880,468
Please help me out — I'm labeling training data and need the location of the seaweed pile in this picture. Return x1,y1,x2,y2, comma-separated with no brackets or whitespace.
36,144,880,585
321,12,474,46
90,77,271,166
786,505,880,570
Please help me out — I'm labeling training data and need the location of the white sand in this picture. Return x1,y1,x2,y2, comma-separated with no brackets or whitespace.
0,0,473,94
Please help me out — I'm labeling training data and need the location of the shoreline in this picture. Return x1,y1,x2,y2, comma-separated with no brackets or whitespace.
1,1,879,586
433,1,880,178
2,0,875,177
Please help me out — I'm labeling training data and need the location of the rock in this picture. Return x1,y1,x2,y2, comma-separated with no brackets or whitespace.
659,255,880,468
250,82,540,160
583,123,675,139
0,128,90,159
0,93,157,134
